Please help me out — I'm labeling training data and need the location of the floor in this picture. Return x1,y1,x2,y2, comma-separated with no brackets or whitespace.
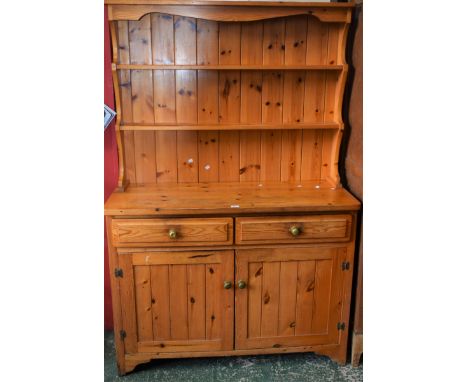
104,332,363,381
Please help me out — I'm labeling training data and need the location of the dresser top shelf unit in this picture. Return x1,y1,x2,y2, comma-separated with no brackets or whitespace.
104,181,360,216
106,0,355,200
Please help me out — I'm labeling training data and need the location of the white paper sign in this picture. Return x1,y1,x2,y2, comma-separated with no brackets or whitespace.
104,104,116,130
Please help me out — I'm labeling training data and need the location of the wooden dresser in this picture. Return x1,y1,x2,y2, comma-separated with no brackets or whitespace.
104,0,360,375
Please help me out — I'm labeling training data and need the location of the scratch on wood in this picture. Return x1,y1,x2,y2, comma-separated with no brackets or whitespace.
189,254,211,259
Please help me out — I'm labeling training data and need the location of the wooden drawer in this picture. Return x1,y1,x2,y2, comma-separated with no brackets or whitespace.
111,218,233,247
235,215,352,245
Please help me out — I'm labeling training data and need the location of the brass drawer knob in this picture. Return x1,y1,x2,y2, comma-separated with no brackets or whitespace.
168,229,177,239
223,281,232,290
237,280,247,289
289,225,301,236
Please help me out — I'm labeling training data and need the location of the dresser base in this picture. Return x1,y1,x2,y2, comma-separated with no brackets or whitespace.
119,343,347,375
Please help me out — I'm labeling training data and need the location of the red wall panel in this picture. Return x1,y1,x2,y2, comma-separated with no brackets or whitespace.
104,5,118,330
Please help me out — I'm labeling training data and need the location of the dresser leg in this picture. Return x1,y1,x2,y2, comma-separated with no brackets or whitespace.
117,359,139,376
117,361,126,377
351,333,363,367
330,351,347,366
319,344,347,365
118,355,154,375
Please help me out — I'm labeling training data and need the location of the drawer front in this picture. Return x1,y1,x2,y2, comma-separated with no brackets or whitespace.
111,218,233,247
235,215,352,245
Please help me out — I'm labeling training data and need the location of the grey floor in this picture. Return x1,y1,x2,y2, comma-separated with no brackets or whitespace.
104,331,363,381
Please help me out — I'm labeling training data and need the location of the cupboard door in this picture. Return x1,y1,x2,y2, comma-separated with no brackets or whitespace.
119,250,234,354
235,247,346,350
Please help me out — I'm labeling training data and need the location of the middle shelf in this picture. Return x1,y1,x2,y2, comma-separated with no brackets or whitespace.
119,122,341,131
115,64,345,71
114,68,342,130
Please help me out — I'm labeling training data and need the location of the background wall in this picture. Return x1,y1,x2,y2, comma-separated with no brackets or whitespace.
104,5,118,330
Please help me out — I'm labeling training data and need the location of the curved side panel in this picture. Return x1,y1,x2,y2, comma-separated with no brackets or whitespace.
110,21,129,191
320,21,349,188
331,23,350,187
108,5,351,23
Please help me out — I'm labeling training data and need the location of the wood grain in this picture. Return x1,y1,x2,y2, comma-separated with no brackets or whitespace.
111,217,233,246
235,246,348,350
260,262,280,337
236,215,352,245
119,254,138,353
105,182,360,216
219,23,241,65
151,13,174,64
198,70,219,123
218,71,241,124
260,130,281,181
240,71,262,124
187,264,206,339
109,5,352,24
262,71,283,123
278,261,298,336
153,70,176,123
241,21,263,65
306,17,329,65
247,262,263,338
218,131,240,182
177,130,198,182
155,130,178,183
285,16,307,65
301,130,323,181
205,263,222,340
134,266,154,341
169,264,189,339
198,131,220,182
239,131,261,182
311,259,333,333
304,71,326,123
263,18,285,65
174,16,197,65
281,130,302,182
129,15,152,65
105,217,125,373
150,265,171,340
197,19,219,65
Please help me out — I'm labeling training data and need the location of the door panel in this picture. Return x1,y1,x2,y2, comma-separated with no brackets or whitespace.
119,250,234,354
235,247,345,350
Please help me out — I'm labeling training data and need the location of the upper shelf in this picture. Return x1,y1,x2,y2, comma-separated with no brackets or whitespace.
115,64,345,71
120,122,341,131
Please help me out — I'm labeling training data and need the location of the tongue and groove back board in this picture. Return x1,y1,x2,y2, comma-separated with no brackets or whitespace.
108,1,352,190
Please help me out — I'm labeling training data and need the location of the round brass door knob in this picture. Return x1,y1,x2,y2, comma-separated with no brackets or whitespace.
168,229,177,239
223,281,232,289
237,280,247,289
289,226,301,236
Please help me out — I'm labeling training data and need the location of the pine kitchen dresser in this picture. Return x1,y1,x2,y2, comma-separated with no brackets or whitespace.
104,0,360,375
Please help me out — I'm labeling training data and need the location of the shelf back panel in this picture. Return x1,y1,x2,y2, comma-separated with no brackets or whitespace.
112,12,347,186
